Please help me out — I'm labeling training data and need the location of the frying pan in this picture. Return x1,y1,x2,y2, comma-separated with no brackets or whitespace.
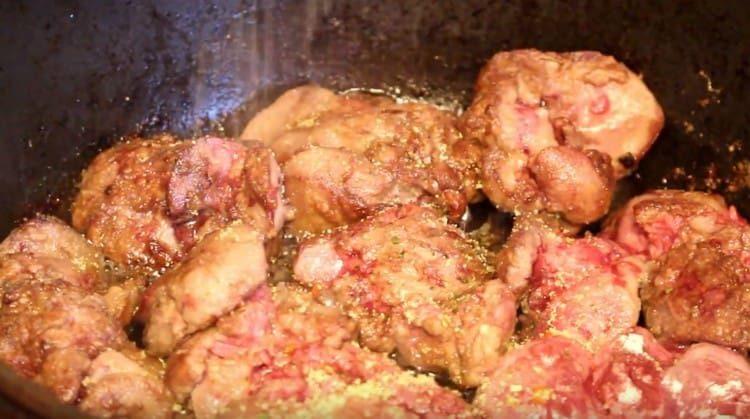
0,0,749,416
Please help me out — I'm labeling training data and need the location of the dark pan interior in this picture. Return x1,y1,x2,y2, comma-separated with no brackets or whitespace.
0,0,749,415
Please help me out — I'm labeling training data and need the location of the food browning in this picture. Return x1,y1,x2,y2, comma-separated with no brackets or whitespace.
294,204,516,387
606,190,750,350
138,223,268,356
165,284,467,418
1,48,747,418
461,49,663,224
602,189,745,258
242,85,481,235
72,136,286,274
0,217,172,417
79,347,173,419
643,227,750,349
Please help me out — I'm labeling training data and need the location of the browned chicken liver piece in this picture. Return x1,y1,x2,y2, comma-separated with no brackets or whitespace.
0,216,173,415
139,223,268,357
166,283,467,418
0,282,126,404
642,225,750,349
602,189,745,258
603,190,750,349
496,217,646,350
242,85,481,235
72,135,286,274
79,346,174,419
0,215,107,284
460,49,663,224
294,204,516,387
0,217,129,404
0,215,144,325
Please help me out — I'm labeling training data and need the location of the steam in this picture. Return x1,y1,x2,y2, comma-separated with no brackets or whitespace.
187,0,333,136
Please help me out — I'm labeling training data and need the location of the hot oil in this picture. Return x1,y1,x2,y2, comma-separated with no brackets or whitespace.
268,229,298,285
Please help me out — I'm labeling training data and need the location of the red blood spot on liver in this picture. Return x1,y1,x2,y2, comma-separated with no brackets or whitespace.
590,94,610,115
515,103,541,150
700,288,728,314
349,280,389,313
340,249,374,277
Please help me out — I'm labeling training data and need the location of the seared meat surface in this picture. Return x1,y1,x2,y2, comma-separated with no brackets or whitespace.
79,347,173,419
294,204,516,387
605,190,750,350
642,223,750,349
282,146,435,234
496,218,646,349
0,215,108,286
602,189,745,258
0,218,128,403
166,283,467,418
138,223,268,356
242,85,481,235
0,216,144,326
72,135,286,274
0,282,125,403
461,49,663,224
